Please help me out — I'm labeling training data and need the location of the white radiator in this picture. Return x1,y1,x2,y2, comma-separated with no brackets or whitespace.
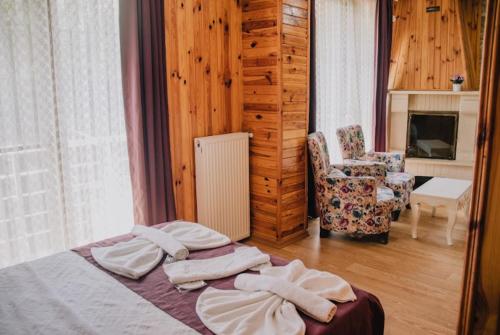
194,132,250,241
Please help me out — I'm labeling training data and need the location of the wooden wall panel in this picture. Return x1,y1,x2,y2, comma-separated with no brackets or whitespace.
242,0,282,242
165,0,243,221
459,1,500,332
242,0,309,244
280,0,309,240
389,0,482,90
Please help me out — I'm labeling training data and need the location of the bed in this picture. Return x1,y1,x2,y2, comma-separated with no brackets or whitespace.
0,222,384,335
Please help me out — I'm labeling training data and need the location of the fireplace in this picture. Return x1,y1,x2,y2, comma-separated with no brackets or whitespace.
406,111,459,160
388,91,478,179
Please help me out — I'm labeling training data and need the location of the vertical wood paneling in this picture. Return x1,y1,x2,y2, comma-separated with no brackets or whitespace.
165,0,309,243
242,0,309,244
459,1,500,332
389,0,482,90
280,0,309,240
165,0,243,221
242,0,282,242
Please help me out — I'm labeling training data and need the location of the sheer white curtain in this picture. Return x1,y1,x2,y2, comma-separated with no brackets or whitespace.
315,0,377,163
0,0,133,268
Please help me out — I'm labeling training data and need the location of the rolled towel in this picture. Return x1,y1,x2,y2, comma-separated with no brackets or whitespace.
164,246,270,285
235,273,336,323
132,225,188,261
261,260,357,303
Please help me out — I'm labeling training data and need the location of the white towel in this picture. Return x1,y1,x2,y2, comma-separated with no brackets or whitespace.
161,221,231,250
91,221,231,279
196,260,356,335
234,274,336,323
91,238,165,279
132,225,189,261
163,246,270,285
196,288,304,335
260,260,357,303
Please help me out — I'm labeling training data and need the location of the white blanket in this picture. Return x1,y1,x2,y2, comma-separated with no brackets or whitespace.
91,221,231,279
163,246,270,285
196,260,356,335
0,252,199,335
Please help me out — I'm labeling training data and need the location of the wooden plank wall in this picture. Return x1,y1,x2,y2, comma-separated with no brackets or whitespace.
389,0,482,90
280,0,309,241
165,0,243,221
241,0,282,242
242,0,310,244
459,1,500,332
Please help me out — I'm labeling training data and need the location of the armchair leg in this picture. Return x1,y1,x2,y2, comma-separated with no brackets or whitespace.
320,228,330,238
378,232,389,244
391,209,401,221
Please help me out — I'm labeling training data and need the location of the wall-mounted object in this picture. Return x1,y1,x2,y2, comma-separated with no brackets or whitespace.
426,6,441,13
195,132,250,241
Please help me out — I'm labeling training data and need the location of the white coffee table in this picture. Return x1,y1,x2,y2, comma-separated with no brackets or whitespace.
410,177,472,245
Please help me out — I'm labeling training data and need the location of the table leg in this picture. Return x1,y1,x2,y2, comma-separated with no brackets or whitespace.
446,205,458,246
411,202,421,239
464,197,471,217
431,207,436,217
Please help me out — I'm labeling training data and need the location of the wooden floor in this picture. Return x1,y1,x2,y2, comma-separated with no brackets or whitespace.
247,208,467,335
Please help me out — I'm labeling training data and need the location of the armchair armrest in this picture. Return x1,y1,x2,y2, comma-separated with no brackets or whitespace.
323,171,377,203
365,151,405,172
332,160,386,184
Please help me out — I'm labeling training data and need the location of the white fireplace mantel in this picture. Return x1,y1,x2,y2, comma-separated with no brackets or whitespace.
387,90,479,180
389,90,480,96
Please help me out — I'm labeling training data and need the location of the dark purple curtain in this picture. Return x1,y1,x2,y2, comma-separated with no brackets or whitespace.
120,0,176,226
373,0,393,152
308,0,318,218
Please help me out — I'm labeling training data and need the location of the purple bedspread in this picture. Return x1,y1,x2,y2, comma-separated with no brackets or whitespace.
73,224,384,335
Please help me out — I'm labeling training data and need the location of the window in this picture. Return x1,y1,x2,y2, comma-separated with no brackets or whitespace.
0,0,133,268
315,0,377,162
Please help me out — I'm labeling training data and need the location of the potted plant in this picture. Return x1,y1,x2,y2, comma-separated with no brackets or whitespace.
450,74,465,92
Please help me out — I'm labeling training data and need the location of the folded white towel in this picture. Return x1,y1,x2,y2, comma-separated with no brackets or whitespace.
132,225,188,261
196,259,356,335
161,221,231,250
163,246,270,285
234,274,336,323
91,222,231,279
196,288,304,335
91,238,164,279
261,259,357,303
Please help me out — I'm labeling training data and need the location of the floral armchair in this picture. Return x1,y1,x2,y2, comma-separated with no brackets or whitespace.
336,124,405,172
308,132,396,244
336,125,415,220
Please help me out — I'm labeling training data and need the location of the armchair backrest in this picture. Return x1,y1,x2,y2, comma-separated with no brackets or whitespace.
307,132,331,179
336,125,366,159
